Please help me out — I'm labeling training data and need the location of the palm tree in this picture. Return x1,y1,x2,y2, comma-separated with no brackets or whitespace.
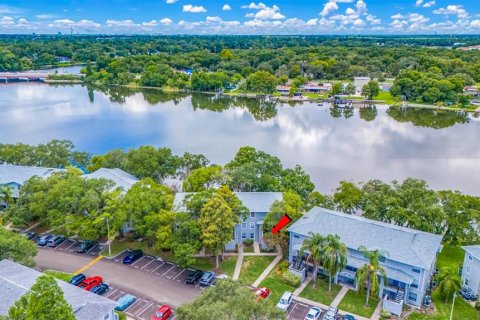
355,246,388,307
300,232,326,288
437,267,461,303
323,234,348,292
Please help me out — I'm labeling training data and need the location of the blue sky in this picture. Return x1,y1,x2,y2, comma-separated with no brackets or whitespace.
0,0,479,34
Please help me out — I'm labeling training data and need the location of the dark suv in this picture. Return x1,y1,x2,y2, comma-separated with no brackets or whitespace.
76,240,97,253
186,270,203,284
37,234,53,246
47,235,66,247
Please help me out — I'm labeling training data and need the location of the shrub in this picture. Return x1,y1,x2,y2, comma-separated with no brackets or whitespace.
281,271,300,287
243,238,253,246
475,301,480,311
380,309,392,319
277,260,290,275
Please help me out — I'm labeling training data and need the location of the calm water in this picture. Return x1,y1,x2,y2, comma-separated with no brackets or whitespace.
1,82,479,195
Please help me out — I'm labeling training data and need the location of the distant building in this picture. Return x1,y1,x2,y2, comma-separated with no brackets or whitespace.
56,56,71,62
287,207,443,316
380,83,392,92
300,82,332,94
83,168,139,192
276,85,291,95
174,192,283,250
0,259,117,320
461,246,480,295
457,45,480,51
353,77,371,95
464,86,479,96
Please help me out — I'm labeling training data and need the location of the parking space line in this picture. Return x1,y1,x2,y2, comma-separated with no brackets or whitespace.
124,299,143,315
65,240,77,251
161,263,175,277
173,268,186,281
105,288,117,298
171,314,178,320
287,302,298,318
151,261,165,274
86,243,98,254
73,255,103,275
141,258,156,270
130,256,146,267
136,302,153,318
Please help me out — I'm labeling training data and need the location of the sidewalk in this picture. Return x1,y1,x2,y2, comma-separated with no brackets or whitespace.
252,252,282,287
293,275,312,296
331,286,349,308
232,245,244,281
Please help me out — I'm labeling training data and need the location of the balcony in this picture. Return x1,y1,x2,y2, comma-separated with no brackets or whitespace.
382,292,404,317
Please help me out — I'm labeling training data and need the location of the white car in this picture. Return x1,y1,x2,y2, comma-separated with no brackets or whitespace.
323,306,339,320
276,291,293,311
304,307,322,320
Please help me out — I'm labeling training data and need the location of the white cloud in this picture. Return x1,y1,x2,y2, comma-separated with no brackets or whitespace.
353,18,365,26
106,19,139,27
345,8,356,15
391,13,404,19
222,4,232,11
471,20,480,28
255,5,285,20
242,2,268,10
366,14,381,25
321,1,339,16
160,18,173,25
415,0,423,7
245,13,255,18
390,19,408,29
306,18,318,26
166,0,178,3
422,1,435,8
356,0,367,15
48,19,101,29
36,14,55,20
183,4,207,13
142,20,157,27
206,16,222,22
0,16,15,26
433,5,468,19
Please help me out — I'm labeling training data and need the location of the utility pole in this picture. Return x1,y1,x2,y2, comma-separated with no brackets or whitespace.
106,217,111,256
449,292,457,320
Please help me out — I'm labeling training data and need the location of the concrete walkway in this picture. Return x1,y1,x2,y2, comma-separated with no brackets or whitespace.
293,275,313,296
331,286,349,308
232,245,244,281
252,253,282,287
371,301,383,320
253,242,260,254
25,222,40,231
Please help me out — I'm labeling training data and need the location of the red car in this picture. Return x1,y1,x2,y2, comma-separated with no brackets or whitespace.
151,305,172,320
79,276,103,291
254,287,271,299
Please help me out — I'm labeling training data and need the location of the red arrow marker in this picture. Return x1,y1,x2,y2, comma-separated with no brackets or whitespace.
272,214,292,234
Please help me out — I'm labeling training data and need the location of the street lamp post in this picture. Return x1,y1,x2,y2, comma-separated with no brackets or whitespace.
449,292,457,320
106,217,111,256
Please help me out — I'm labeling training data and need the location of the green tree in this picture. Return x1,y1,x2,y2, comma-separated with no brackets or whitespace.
330,82,343,95
437,268,461,303
246,71,278,94
346,83,356,95
183,165,224,192
361,80,380,100
355,247,388,307
280,165,315,199
0,229,37,267
333,181,364,214
177,279,286,320
0,186,14,206
199,195,239,268
323,234,348,292
8,275,75,320
299,232,326,288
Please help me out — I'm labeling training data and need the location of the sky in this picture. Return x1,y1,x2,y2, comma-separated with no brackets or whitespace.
0,0,479,35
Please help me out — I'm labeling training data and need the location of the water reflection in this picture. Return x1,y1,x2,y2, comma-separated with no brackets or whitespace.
0,83,479,195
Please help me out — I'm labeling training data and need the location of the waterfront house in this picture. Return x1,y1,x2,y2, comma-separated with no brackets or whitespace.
354,77,371,95
287,207,443,316
0,164,64,198
300,82,332,94
276,85,291,96
0,259,117,320
174,192,283,250
461,246,480,295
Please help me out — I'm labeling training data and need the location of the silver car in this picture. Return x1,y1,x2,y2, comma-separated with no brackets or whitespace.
276,291,293,311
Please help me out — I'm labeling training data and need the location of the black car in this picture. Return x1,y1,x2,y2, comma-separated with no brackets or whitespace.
122,249,143,264
23,231,36,240
69,274,86,286
47,235,66,247
76,240,97,253
37,234,53,246
186,270,203,284
91,283,109,295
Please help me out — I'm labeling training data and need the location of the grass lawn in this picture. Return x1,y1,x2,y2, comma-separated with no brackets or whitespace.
243,246,255,253
218,256,237,277
337,290,379,318
259,265,297,306
436,246,464,270
45,269,74,282
374,91,398,105
299,276,341,306
239,256,276,285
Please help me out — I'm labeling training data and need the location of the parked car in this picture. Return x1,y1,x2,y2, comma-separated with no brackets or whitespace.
91,283,109,295
23,231,36,240
76,240,97,253
324,306,338,320
254,287,271,299
276,291,293,311
37,234,53,246
79,276,103,291
304,307,322,320
69,274,86,286
186,270,203,284
122,249,143,264
115,294,136,311
151,305,173,320
344,315,356,320
199,271,216,286
47,235,66,247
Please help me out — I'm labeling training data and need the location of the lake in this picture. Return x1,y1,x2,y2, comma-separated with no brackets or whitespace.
1,82,479,195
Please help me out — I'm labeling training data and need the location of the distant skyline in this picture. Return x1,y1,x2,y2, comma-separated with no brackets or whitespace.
0,0,479,34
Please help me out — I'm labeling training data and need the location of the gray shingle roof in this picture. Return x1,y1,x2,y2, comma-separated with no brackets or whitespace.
288,207,443,269
83,168,139,191
174,192,283,213
462,245,480,261
0,260,116,320
0,164,63,185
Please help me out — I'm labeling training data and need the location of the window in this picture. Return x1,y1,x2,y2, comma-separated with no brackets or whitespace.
250,212,255,218
411,280,419,289
250,222,255,229
465,279,469,287
250,233,255,239
293,234,300,239
412,268,421,274
379,256,386,263
468,254,473,261
241,223,247,229
466,266,471,275
241,233,246,239
408,292,417,302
